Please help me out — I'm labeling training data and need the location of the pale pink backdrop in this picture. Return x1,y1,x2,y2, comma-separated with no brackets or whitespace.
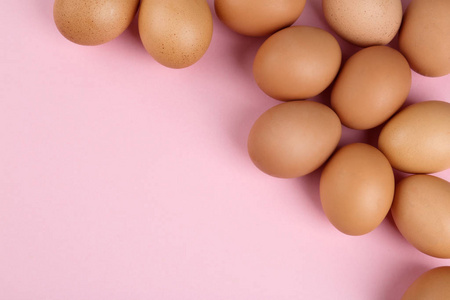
1,0,449,299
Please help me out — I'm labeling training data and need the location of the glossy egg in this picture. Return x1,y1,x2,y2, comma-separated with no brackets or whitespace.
402,267,450,300
138,0,213,68
399,0,450,77
378,100,450,174
391,175,450,258
331,46,411,130
53,0,140,45
214,0,306,37
247,101,341,178
253,26,342,101
320,143,395,236
322,0,402,47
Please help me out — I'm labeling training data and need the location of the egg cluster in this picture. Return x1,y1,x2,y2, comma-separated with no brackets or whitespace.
53,0,449,298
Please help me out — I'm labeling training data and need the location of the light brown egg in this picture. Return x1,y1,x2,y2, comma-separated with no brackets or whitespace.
331,46,411,130
399,0,450,77
253,26,341,101
53,0,139,46
391,175,450,258
138,0,213,69
402,267,450,300
320,143,395,236
322,0,402,47
378,101,450,174
214,0,306,37
247,101,341,178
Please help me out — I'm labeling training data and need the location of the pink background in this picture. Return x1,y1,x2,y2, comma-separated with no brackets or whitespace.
1,0,449,299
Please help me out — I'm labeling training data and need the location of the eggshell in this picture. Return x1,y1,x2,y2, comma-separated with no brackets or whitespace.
391,175,450,258
247,101,341,178
378,100,450,174
322,0,402,47
399,0,450,77
331,46,411,130
320,143,395,236
138,0,213,69
214,0,306,37
53,0,139,46
402,267,450,300
253,26,341,101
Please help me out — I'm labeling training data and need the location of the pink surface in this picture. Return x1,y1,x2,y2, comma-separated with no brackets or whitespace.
1,0,449,299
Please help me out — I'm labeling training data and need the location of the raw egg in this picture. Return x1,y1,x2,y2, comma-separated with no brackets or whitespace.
402,266,450,300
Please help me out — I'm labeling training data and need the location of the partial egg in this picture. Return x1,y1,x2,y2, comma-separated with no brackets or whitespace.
402,267,450,300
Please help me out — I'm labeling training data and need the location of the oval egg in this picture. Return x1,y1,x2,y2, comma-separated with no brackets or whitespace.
138,0,213,68
253,26,342,101
247,101,341,178
399,0,450,77
322,0,402,47
402,267,450,300
391,175,450,258
214,0,306,37
378,100,450,174
53,0,140,46
331,46,411,130
320,143,395,236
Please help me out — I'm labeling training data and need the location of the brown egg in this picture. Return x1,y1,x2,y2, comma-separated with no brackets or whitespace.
402,267,450,300
391,175,450,258
253,26,341,101
322,0,402,47
399,0,450,77
138,0,213,69
331,46,411,130
247,101,341,178
214,0,306,37
378,101,450,174
320,143,395,236
53,0,139,46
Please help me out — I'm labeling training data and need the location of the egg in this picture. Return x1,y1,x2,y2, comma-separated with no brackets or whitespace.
214,0,306,37
331,46,411,130
53,0,139,46
253,26,342,101
320,143,395,236
391,175,450,258
402,267,450,300
322,0,402,47
138,0,213,69
378,100,450,174
247,101,341,178
399,0,450,77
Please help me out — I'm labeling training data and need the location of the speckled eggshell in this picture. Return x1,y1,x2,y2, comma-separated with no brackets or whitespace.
392,175,450,258
402,267,450,300
247,101,342,178
331,46,411,130
253,26,342,101
53,0,140,46
138,0,213,69
322,0,403,47
378,100,450,174
399,0,450,77
214,0,306,37
320,143,395,236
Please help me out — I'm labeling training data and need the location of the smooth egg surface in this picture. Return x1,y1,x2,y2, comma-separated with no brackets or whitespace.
402,267,450,300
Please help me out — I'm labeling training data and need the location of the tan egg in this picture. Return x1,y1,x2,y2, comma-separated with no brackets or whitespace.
247,101,341,178
53,0,139,46
331,46,411,130
320,143,395,236
402,267,450,300
399,0,450,77
322,0,402,47
253,26,342,101
138,0,213,69
378,101,450,174
214,0,306,37
391,175,450,258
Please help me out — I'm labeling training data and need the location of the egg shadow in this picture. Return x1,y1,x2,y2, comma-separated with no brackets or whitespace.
382,263,429,300
296,166,327,216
